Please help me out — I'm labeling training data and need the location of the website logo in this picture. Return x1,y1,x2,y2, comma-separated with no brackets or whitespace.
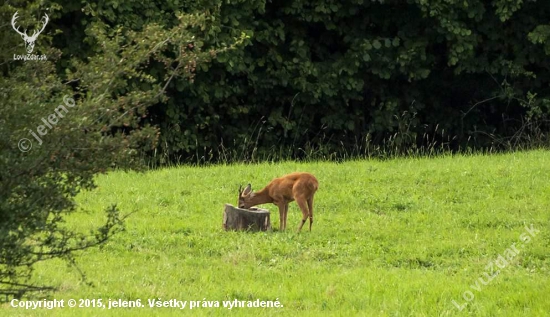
11,11,49,60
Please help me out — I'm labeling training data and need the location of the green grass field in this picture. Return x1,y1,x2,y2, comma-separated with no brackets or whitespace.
2,150,549,316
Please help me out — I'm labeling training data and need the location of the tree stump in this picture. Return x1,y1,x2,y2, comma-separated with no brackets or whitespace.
223,204,271,232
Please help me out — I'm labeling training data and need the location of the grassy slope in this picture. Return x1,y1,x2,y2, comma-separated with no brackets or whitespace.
2,150,549,316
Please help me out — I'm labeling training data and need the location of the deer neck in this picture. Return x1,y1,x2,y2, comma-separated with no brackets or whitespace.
248,187,273,206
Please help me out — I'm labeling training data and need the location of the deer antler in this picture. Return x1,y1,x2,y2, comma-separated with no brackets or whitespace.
30,13,49,39
11,11,28,38
11,12,49,40
11,11,49,53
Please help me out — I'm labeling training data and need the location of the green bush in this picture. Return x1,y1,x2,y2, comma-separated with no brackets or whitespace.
1,1,238,297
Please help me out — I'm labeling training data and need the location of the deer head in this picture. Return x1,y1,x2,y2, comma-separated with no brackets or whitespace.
238,184,252,208
11,11,49,54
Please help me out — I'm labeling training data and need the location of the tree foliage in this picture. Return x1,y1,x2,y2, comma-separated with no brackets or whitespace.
18,0,547,163
1,1,239,298
149,0,550,160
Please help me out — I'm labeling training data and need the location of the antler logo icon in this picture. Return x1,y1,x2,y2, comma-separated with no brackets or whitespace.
11,11,49,54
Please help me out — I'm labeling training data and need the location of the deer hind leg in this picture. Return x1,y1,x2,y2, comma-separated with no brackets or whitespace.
296,198,309,232
307,197,314,231
283,203,289,231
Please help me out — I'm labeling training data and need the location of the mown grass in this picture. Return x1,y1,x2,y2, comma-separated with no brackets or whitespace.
2,150,549,316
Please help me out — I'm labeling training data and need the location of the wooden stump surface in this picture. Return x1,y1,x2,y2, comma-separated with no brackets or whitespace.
223,204,271,232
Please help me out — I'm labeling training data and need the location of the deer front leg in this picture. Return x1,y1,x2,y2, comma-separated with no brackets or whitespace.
283,203,289,231
276,202,286,231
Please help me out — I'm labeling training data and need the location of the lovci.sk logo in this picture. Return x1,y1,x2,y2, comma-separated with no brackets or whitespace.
11,11,49,61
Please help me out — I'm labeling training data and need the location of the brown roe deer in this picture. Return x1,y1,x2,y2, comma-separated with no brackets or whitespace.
238,172,319,232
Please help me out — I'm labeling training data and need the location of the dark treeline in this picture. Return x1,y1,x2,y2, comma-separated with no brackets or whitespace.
8,0,550,162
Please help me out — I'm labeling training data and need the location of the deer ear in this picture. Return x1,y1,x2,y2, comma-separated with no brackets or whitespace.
243,184,252,195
